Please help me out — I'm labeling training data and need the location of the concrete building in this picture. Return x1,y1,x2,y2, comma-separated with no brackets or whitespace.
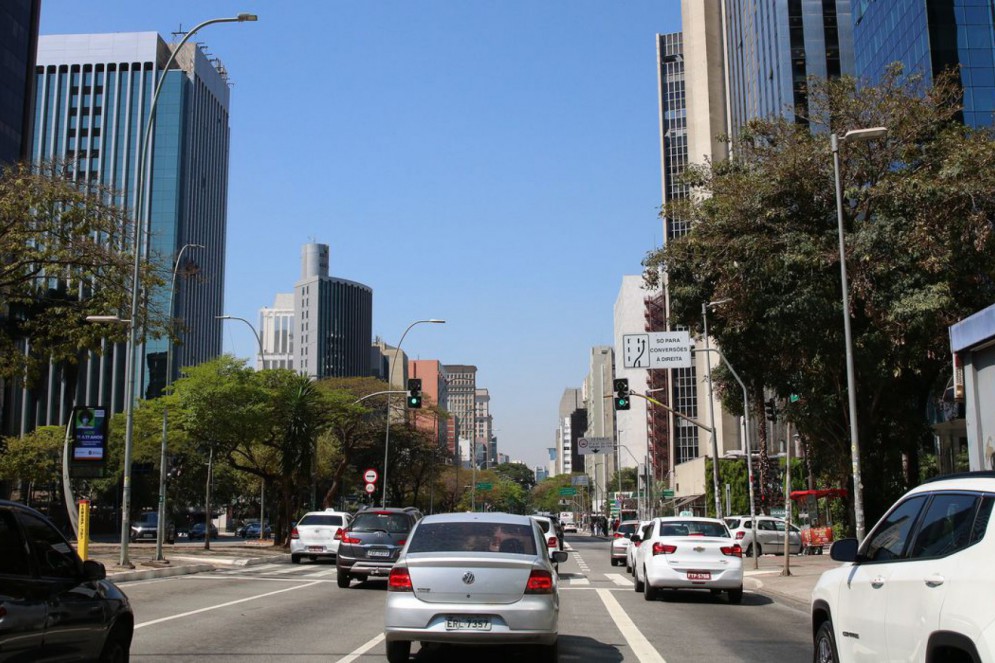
852,0,995,128
371,337,408,389
584,346,617,514
408,359,449,452
5,32,234,436
557,388,586,476
612,276,653,473
444,364,477,466
294,243,372,379
259,293,294,370
475,388,495,468
950,304,995,471
0,0,39,165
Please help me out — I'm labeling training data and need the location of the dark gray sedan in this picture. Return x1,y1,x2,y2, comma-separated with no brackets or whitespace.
384,512,566,663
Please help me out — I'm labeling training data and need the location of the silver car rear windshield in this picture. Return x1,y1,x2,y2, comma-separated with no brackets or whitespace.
407,522,538,555
352,512,411,533
298,515,343,527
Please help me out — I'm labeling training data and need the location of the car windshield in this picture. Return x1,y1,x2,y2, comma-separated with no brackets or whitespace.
351,512,410,533
617,522,638,535
532,518,551,533
659,521,730,538
724,518,741,529
298,514,344,527
407,522,538,554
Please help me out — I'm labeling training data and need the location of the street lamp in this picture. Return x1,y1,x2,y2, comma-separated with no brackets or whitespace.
831,126,886,542
382,319,445,508
155,243,204,561
118,12,257,568
216,314,264,363
702,298,731,519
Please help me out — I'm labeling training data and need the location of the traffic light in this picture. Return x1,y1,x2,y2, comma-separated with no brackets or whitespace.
613,378,630,411
407,378,422,409
765,398,778,422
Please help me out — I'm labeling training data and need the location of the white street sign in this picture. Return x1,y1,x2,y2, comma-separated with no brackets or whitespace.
364,482,376,494
364,468,379,483
623,331,691,369
578,437,613,455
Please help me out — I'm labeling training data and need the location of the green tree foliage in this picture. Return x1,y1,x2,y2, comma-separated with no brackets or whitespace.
644,67,995,527
0,426,63,486
0,161,165,387
493,462,537,492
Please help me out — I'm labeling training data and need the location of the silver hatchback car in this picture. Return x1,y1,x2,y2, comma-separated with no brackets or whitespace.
384,512,567,663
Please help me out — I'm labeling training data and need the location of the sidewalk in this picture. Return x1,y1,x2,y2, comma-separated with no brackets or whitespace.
84,539,290,582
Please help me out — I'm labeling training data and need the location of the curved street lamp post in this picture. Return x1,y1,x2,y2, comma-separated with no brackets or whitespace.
382,319,445,508
117,13,257,568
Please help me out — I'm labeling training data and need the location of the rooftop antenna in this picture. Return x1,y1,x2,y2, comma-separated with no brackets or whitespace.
171,24,185,39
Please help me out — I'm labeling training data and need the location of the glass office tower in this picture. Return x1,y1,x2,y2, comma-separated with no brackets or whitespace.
5,32,232,436
853,0,995,127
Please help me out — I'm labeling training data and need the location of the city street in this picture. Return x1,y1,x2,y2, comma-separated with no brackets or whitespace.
118,535,812,662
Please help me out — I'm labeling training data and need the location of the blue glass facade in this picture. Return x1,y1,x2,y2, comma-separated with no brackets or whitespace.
853,0,995,127
5,33,232,436
0,0,39,165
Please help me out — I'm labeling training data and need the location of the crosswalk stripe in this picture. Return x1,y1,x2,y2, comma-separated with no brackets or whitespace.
301,568,339,578
236,563,285,574
605,573,633,586
570,577,590,586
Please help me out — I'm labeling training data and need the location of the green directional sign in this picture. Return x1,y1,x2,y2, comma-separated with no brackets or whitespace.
662,490,675,498
558,487,576,496
476,482,492,490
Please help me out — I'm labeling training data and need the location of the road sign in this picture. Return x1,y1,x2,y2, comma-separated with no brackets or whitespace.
364,482,376,494
662,490,675,498
577,437,613,455
476,482,492,490
559,487,577,496
363,468,379,483
622,331,692,369
571,475,589,487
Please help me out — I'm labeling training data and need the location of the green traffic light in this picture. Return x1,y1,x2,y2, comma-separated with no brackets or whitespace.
408,395,422,409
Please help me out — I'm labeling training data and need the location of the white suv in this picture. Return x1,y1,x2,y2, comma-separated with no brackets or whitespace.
811,472,995,662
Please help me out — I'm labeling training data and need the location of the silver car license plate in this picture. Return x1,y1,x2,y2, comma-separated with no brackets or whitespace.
368,549,391,558
446,617,491,631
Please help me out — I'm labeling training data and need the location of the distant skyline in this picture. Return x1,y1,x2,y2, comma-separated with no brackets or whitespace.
38,1,683,467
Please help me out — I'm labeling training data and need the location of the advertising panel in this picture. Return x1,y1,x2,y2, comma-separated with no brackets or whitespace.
72,406,108,462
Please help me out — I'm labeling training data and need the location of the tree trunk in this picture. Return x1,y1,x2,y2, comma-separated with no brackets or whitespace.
322,455,351,509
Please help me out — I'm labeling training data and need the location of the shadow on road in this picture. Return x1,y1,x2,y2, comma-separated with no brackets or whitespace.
644,589,775,607
412,635,621,663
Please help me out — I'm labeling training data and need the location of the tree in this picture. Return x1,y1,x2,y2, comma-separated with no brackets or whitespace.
493,462,537,492
644,66,995,528
0,161,165,388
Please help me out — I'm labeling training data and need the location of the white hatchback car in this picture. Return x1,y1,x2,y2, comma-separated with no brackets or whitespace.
610,520,641,566
289,510,352,564
725,515,803,556
811,472,995,663
626,520,653,573
632,516,744,603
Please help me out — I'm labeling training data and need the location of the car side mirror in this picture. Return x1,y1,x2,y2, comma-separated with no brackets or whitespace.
551,551,568,564
630,534,641,544
82,559,106,581
829,538,859,563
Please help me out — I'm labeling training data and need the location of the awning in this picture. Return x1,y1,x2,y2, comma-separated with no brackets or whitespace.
674,494,705,508
789,488,848,501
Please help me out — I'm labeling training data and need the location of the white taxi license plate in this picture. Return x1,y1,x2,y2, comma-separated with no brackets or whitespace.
307,546,324,552
446,617,491,631
367,549,391,558
687,571,711,581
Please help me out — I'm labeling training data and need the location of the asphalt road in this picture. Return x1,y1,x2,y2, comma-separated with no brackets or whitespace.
118,535,812,662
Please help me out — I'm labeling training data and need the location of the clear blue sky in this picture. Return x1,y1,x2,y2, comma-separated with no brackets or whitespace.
41,1,682,468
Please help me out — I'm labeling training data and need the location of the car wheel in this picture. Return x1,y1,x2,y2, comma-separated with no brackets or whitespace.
98,625,130,663
337,571,350,588
625,563,632,573
386,640,410,663
813,620,839,663
644,582,657,601
745,543,762,557
291,554,301,564
727,586,744,604
634,568,644,593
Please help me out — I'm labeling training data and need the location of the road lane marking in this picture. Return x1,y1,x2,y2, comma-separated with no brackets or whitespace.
336,633,385,663
605,573,633,586
596,588,667,663
185,574,336,583
134,581,321,629
301,568,340,578
570,577,590,586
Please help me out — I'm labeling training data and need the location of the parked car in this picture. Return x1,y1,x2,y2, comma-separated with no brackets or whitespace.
0,500,134,660
291,510,351,563
811,472,995,663
188,522,219,540
243,521,272,539
724,515,802,556
610,519,641,566
336,507,420,587
130,510,175,544
627,521,653,574
632,516,744,603
383,511,566,663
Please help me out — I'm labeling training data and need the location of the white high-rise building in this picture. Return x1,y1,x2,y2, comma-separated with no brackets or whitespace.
259,294,294,370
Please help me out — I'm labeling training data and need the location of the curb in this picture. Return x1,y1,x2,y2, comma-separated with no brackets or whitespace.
106,562,216,583
744,575,810,612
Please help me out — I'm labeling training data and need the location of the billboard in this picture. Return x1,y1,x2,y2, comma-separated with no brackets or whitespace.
72,406,108,462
